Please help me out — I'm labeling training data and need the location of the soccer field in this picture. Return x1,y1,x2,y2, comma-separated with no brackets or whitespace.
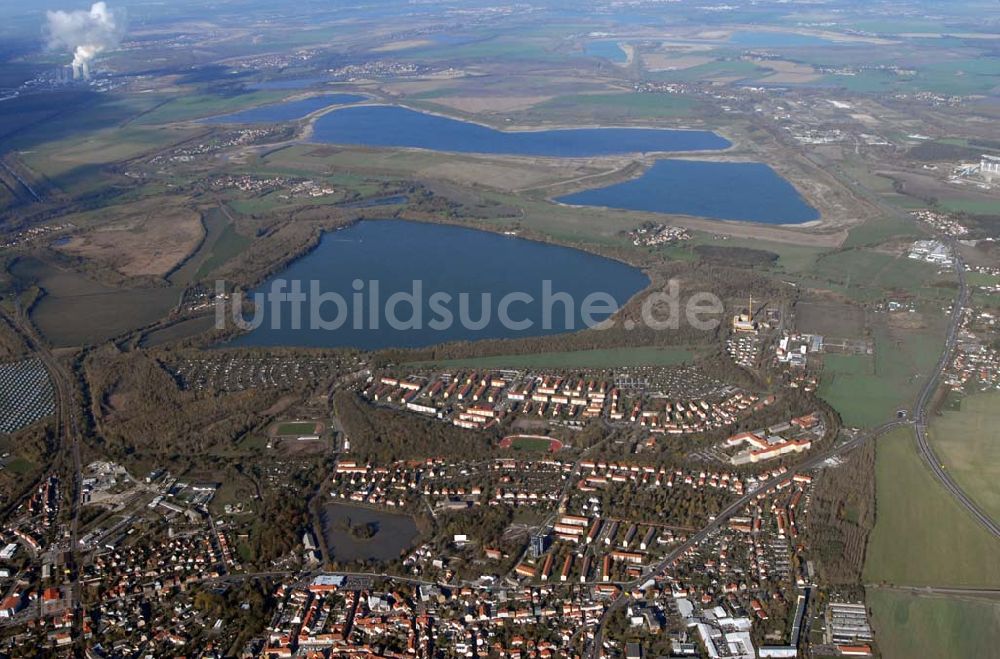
274,421,321,436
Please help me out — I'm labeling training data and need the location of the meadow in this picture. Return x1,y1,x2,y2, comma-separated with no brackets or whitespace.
842,215,925,248
10,257,180,348
806,249,945,302
868,589,1000,659
819,323,945,428
192,219,254,282
928,393,1000,525
530,93,699,120
274,421,321,436
863,427,1000,587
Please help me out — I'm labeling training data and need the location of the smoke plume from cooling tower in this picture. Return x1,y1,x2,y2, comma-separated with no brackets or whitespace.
46,2,123,80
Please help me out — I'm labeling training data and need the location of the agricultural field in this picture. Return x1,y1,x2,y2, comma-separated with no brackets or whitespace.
928,393,1000,525
864,427,1000,588
260,144,608,196
10,257,180,347
649,59,763,84
937,198,1000,215
794,300,866,338
530,93,699,120
19,124,201,180
190,219,254,282
868,589,1000,659
842,215,926,248
130,90,293,126
819,323,944,428
410,346,697,370
805,249,947,302
673,235,828,275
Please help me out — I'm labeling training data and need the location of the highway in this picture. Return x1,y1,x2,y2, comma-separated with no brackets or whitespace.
810,150,1000,539
911,249,1000,539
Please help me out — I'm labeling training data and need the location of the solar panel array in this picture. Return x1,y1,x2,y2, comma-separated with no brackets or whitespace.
0,358,56,434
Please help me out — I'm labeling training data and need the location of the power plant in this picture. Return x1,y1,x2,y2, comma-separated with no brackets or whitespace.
46,2,122,82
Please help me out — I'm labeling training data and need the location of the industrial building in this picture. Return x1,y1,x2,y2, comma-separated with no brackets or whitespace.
981,154,1000,181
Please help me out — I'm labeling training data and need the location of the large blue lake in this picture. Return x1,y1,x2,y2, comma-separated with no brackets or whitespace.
310,105,730,155
204,93,367,123
585,41,628,63
229,220,650,350
556,159,820,224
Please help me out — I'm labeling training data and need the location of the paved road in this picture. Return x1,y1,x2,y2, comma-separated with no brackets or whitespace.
809,161,1000,539
585,422,905,658
586,240,999,657
911,249,1000,538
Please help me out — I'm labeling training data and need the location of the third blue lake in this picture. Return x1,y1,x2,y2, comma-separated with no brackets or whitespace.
585,41,628,63
228,220,650,350
556,159,820,224
310,105,730,155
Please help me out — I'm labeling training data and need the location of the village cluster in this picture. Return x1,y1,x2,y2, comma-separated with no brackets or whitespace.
170,355,359,392
625,224,691,247
909,209,969,237
207,175,338,199
147,127,290,165
946,307,1000,392
0,223,74,250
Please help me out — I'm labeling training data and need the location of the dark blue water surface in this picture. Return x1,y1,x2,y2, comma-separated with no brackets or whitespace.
585,41,628,63
556,159,820,224
203,94,367,123
229,220,650,350
310,105,730,155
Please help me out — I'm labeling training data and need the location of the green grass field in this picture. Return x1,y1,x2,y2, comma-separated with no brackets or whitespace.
410,346,697,369
864,427,1000,587
531,93,698,119
11,257,179,347
680,235,827,275
4,457,36,475
193,221,253,281
650,59,763,83
275,421,320,436
405,37,558,62
938,198,1000,215
131,90,291,125
843,215,925,248
966,272,1000,287
869,589,1000,659
510,437,558,452
819,325,944,427
929,393,1000,525
807,249,945,302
